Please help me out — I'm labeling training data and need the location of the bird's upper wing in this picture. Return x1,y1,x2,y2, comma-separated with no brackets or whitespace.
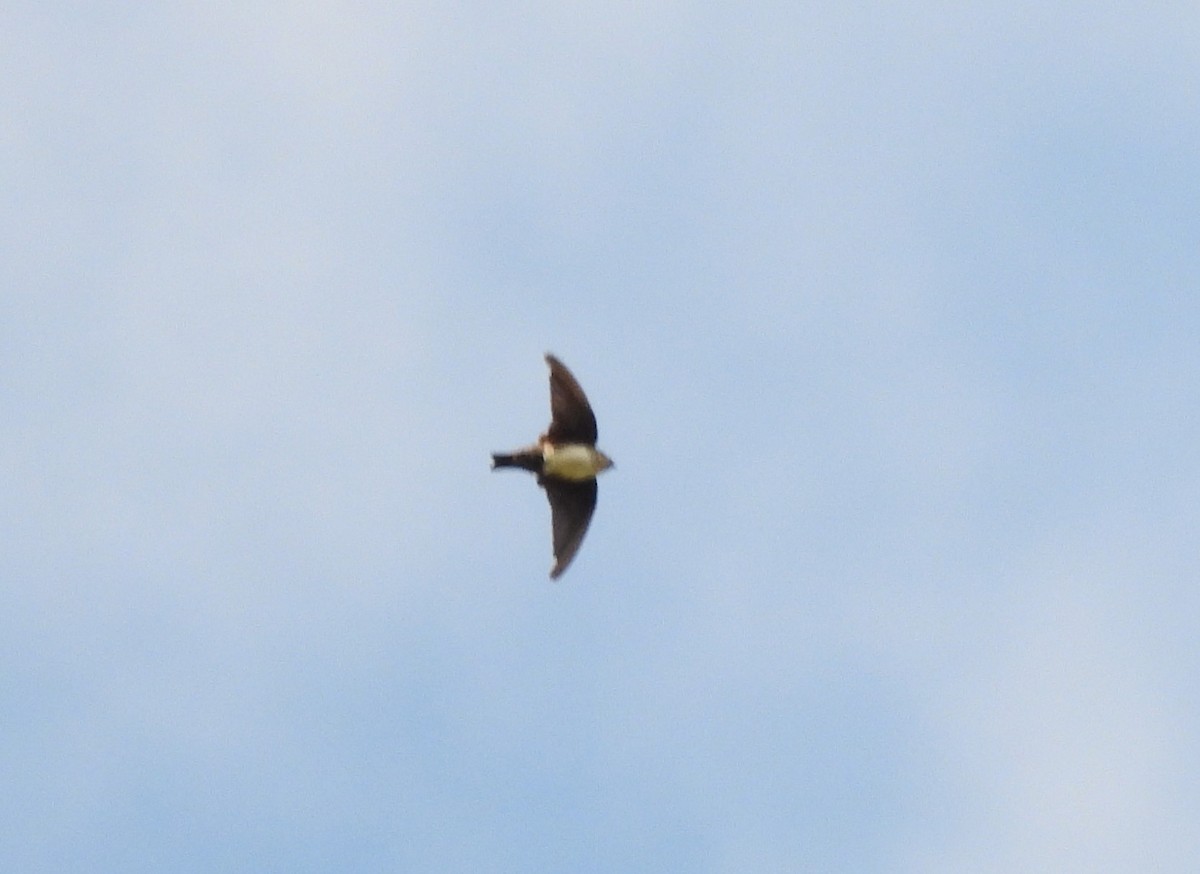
545,354,599,444
541,476,598,579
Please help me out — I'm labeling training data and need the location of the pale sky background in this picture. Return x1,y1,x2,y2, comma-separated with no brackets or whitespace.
4,3,1200,872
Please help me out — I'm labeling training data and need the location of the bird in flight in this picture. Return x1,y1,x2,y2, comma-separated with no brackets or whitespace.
492,354,614,579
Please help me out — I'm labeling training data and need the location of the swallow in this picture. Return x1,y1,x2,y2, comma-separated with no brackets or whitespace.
492,354,615,579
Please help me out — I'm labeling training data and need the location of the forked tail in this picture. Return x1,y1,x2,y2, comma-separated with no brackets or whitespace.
491,449,542,473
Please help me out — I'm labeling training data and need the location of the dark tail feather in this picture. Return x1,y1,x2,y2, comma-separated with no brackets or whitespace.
491,449,542,473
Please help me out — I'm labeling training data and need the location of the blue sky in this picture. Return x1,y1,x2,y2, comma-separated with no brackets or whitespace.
4,2,1199,871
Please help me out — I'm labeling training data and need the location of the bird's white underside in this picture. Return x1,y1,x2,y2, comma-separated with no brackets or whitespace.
542,443,606,481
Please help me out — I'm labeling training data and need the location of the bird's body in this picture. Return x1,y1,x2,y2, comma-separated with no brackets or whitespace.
491,354,614,579
541,441,610,481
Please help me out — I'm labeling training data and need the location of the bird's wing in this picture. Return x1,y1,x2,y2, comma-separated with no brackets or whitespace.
545,354,599,444
541,477,598,579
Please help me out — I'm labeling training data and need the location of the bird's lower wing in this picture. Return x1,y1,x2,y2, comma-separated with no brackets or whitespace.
540,477,598,579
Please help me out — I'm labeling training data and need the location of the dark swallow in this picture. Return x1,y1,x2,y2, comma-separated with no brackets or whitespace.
492,354,614,579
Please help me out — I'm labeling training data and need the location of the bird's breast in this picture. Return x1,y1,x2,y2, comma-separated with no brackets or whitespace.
542,443,601,481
